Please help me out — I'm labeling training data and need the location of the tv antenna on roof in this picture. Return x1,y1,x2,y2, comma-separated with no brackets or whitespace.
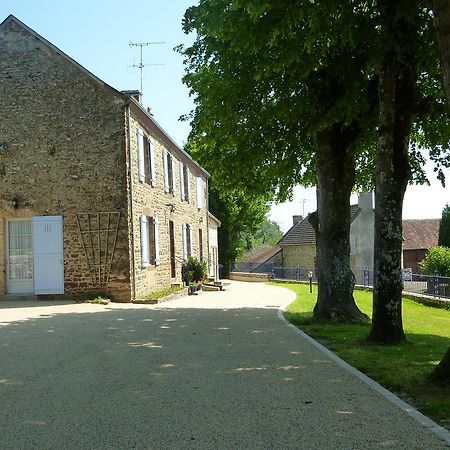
299,198,311,217
129,41,165,98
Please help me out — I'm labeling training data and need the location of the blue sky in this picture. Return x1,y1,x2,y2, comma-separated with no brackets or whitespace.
0,0,195,145
1,2,449,231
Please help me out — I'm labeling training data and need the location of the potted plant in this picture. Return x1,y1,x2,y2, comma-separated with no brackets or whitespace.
182,256,208,294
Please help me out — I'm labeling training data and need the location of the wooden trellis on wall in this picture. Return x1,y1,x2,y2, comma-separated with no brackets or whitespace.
76,212,121,284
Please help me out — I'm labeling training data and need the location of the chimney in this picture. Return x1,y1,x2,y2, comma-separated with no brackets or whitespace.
358,192,373,212
293,215,303,226
121,90,142,104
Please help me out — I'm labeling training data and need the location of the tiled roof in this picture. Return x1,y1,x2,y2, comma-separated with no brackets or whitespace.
280,205,360,246
402,219,440,250
242,244,281,264
279,214,317,245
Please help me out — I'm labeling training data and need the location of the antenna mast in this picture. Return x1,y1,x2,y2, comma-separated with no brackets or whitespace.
300,199,307,217
129,41,165,98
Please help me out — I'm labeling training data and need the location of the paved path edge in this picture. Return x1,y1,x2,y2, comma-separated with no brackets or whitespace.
277,298,450,446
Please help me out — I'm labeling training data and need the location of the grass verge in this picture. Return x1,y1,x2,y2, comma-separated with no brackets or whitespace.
271,282,450,429
144,284,184,301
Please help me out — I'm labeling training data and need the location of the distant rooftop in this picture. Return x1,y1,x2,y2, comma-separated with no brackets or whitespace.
280,205,360,246
402,219,440,250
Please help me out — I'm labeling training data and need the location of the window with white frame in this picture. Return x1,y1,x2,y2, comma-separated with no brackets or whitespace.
163,149,175,195
180,163,190,202
137,129,156,187
182,223,193,260
140,215,160,266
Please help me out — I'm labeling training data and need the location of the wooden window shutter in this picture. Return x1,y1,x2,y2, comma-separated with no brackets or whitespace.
199,228,203,261
182,223,187,260
180,162,185,200
137,129,145,182
188,224,193,257
163,149,169,192
149,139,156,187
148,216,155,265
184,166,190,202
196,177,203,209
143,135,150,184
154,217,160,265
140,215,150,267
171,156,176,195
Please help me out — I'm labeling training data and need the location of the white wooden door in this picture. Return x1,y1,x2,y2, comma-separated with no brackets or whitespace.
7,219,33,294
33,216,64,295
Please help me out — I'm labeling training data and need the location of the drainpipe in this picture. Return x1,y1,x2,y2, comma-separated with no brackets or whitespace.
126,104,137,300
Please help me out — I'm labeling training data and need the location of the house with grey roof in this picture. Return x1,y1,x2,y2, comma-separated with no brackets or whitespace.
264,193,375,274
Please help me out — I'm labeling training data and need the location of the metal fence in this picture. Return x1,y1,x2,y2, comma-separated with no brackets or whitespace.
232,262,450,300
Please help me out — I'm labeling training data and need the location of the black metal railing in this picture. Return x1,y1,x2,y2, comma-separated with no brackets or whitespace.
231,262,450,300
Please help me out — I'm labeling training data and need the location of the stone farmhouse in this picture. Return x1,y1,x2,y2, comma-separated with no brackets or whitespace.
0,15,218,302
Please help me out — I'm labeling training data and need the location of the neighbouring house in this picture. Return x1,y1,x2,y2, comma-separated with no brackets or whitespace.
0,15,218,301
349,192,375,271
277,214,317,269
242,190,439,277
276,193,373,273
402,219,440,273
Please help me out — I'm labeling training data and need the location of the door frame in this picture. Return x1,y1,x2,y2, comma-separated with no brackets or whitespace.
32,215,64,295
5,218,34,294
169,220,176,278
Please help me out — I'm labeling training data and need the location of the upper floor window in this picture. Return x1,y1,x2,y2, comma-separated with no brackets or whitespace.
180,163,190,202
182,223,193,260
137,128,156,187
163,149,176,195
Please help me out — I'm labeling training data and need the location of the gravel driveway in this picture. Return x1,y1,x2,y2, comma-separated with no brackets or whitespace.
0,281,448,449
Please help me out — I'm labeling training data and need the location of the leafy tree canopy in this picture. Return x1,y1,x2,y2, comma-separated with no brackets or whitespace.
178,0,381,201
178,0,450,199
438,204,450,247
420,246,450,276
240,218,283,256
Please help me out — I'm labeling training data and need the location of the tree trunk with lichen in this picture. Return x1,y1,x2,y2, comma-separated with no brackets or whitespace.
311,125,368,324
428,345,450,385
433,0,450,100
430,0,450,382
368,36,418,344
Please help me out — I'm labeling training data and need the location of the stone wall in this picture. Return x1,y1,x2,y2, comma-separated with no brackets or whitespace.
127,113,209,299
229,272,272,282
281,244,316,269
0,19,131,301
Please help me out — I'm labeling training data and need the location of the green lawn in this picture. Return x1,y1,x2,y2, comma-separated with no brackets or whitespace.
273,282,450,428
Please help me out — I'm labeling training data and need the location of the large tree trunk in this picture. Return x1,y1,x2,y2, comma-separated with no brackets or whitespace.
429,0,450,382
312,125,368,323
428,345,450,385
369,4,419,344
433,0,450,98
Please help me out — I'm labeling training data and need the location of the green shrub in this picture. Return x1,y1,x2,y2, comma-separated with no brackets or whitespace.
420,246,450,276
182,256,208,283
438,204,450,247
